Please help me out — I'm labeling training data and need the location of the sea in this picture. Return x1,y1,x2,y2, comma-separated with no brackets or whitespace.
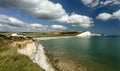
40,36,120,71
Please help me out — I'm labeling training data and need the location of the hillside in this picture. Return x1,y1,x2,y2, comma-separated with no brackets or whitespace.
0,34,44,71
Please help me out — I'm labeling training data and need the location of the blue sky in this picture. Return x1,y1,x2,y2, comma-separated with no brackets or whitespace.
0,0,120,35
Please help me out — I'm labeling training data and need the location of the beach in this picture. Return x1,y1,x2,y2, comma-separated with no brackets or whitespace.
33,36,74,41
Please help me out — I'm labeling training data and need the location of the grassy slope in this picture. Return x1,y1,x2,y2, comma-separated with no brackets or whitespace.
25,31,82,38
0,31,83,38
0,34,44,71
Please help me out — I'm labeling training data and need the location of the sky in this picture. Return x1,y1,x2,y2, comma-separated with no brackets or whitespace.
0,0,120,35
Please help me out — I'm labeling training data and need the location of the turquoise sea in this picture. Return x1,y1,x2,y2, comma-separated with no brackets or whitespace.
40,36,120,71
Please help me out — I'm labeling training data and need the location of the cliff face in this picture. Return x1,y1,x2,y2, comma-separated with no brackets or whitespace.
17,41,37,57
17,40,55,71
77,31,91,37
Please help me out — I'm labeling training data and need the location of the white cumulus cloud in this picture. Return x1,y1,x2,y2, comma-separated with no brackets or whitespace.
81,0,120,7
112,10,120,20
30,23,49,31
81,0,99,7
81,0,94,5
96,13,112,21
96,10,120,21
0,0,93,28
0,14,68,32
67,14,94,28
0,14,48,32
0,0,67,20
0,14,26,27
51,24,67,30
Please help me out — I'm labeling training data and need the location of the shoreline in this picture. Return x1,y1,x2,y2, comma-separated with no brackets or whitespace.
17,36,85,71
34,36,85,71
33,36,74,41
17,36,74,71
33,36,75,71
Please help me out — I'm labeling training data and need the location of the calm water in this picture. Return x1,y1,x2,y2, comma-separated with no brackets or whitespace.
40,36,120,71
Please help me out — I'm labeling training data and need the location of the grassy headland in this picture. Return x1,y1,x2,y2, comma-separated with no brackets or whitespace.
0,34,44,71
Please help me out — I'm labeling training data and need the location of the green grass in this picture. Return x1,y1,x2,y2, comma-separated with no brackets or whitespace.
0,32,12,37
0,34,44,71
25,31,82,38
0,54,44,71
0,31,83,38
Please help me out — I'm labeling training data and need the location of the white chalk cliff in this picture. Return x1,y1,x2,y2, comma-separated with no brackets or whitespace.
17,42,55,71
77,31,92,37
